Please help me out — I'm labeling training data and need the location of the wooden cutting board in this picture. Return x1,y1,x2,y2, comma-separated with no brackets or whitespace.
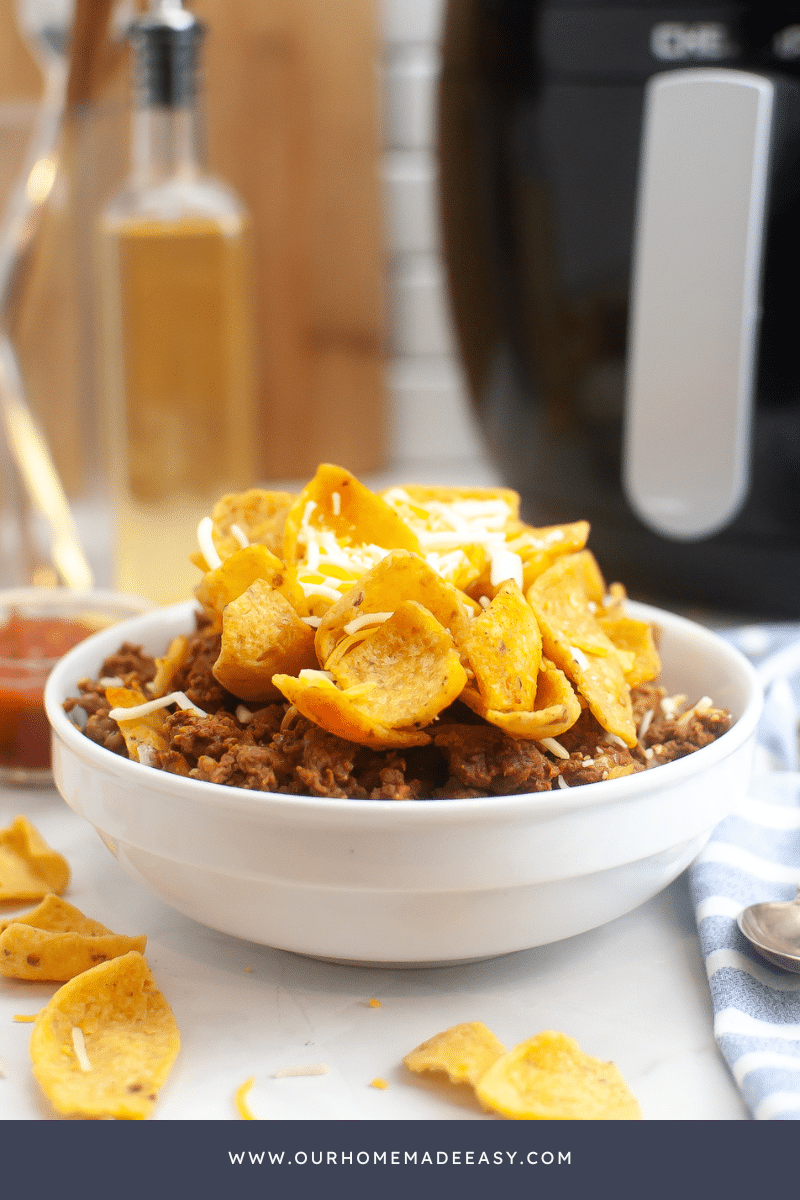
1,0,385,491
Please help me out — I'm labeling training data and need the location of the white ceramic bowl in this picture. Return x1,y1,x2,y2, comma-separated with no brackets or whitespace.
44,600,762,966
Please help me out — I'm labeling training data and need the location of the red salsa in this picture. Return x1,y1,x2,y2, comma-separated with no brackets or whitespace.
0,611,94,771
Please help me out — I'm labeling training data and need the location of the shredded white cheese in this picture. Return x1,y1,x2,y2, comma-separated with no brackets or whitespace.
539,736,570,760
342,611,393,636
488,546,523,590
230,523,249,549
381,489,523,588
108,691,207,721
676,696,713,725
557,775,570,790
300,615,322,627
331,491,341,516
569,646,590,671
298,580,347,602
98,676,124,688
137,744,155,767
197,516,222,569
603,732,628,749
273,1063,329,1078
638,708,655,741
660,693,687,719
71,1027,92,1072
298,669,335,683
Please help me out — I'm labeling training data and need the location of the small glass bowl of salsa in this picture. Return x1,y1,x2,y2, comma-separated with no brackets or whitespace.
0,588,153,787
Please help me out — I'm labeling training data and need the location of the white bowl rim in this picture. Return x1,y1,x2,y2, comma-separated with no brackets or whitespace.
44,597,763,825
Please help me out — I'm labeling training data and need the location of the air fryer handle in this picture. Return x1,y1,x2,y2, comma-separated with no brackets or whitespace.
623,68,775,541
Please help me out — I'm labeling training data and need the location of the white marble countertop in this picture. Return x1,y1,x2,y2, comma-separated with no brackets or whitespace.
0,781,748,1121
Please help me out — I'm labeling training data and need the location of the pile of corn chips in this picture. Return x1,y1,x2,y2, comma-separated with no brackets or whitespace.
404,1022,641,1119
0,815,178,1119
108,463,662,761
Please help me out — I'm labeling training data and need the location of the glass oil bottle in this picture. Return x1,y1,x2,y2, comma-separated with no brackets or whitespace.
98,0,256,602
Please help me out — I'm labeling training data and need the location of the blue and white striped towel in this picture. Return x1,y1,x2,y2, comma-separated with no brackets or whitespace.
689,623,800,1120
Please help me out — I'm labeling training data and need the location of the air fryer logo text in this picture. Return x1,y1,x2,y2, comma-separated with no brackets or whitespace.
650,22,736,62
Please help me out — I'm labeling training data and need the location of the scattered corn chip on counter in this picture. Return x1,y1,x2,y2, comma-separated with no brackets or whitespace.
64,465,732,799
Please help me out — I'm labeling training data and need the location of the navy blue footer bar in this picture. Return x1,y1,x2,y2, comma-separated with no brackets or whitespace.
0,1119,787,1199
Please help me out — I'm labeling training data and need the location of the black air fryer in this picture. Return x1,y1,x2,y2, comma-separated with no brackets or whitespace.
439,1,800,615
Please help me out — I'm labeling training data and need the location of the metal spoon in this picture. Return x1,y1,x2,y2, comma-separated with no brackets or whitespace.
737,887,800,973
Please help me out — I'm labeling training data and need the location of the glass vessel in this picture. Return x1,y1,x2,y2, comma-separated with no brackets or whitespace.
98,0,256,603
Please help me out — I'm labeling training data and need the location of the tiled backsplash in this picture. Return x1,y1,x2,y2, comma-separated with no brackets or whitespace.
379,0,489,470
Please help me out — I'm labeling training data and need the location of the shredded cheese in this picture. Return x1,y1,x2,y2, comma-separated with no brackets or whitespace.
230,523,250,549
342,611,393,636
235,1076,258,1119
300,615,322,627
197,516,222,569
71,1026,92,1072
539,737,570,760
638,708,655,741
273,1063,329,1078
298,579,347,602
604,732,628,749
676,696,713,725
12,1014,37,1023
108,691,208,721
370,1078,389,1090
368,998,382,1008
298,669,335,683
488,545,523,589
331,491,341,516
569,646,590,671
660,693,687,718
557,774,570,789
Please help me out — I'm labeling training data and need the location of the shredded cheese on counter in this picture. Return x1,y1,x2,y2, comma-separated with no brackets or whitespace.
235,1076,257,1119
273,1063,329,1078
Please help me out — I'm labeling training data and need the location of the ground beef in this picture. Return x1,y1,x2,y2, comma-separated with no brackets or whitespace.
169,627,227,711
641,702,731,764
63,642,160,756
98,642,157,687
433,725,557,794
557,708,644,784
63,629,733,800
